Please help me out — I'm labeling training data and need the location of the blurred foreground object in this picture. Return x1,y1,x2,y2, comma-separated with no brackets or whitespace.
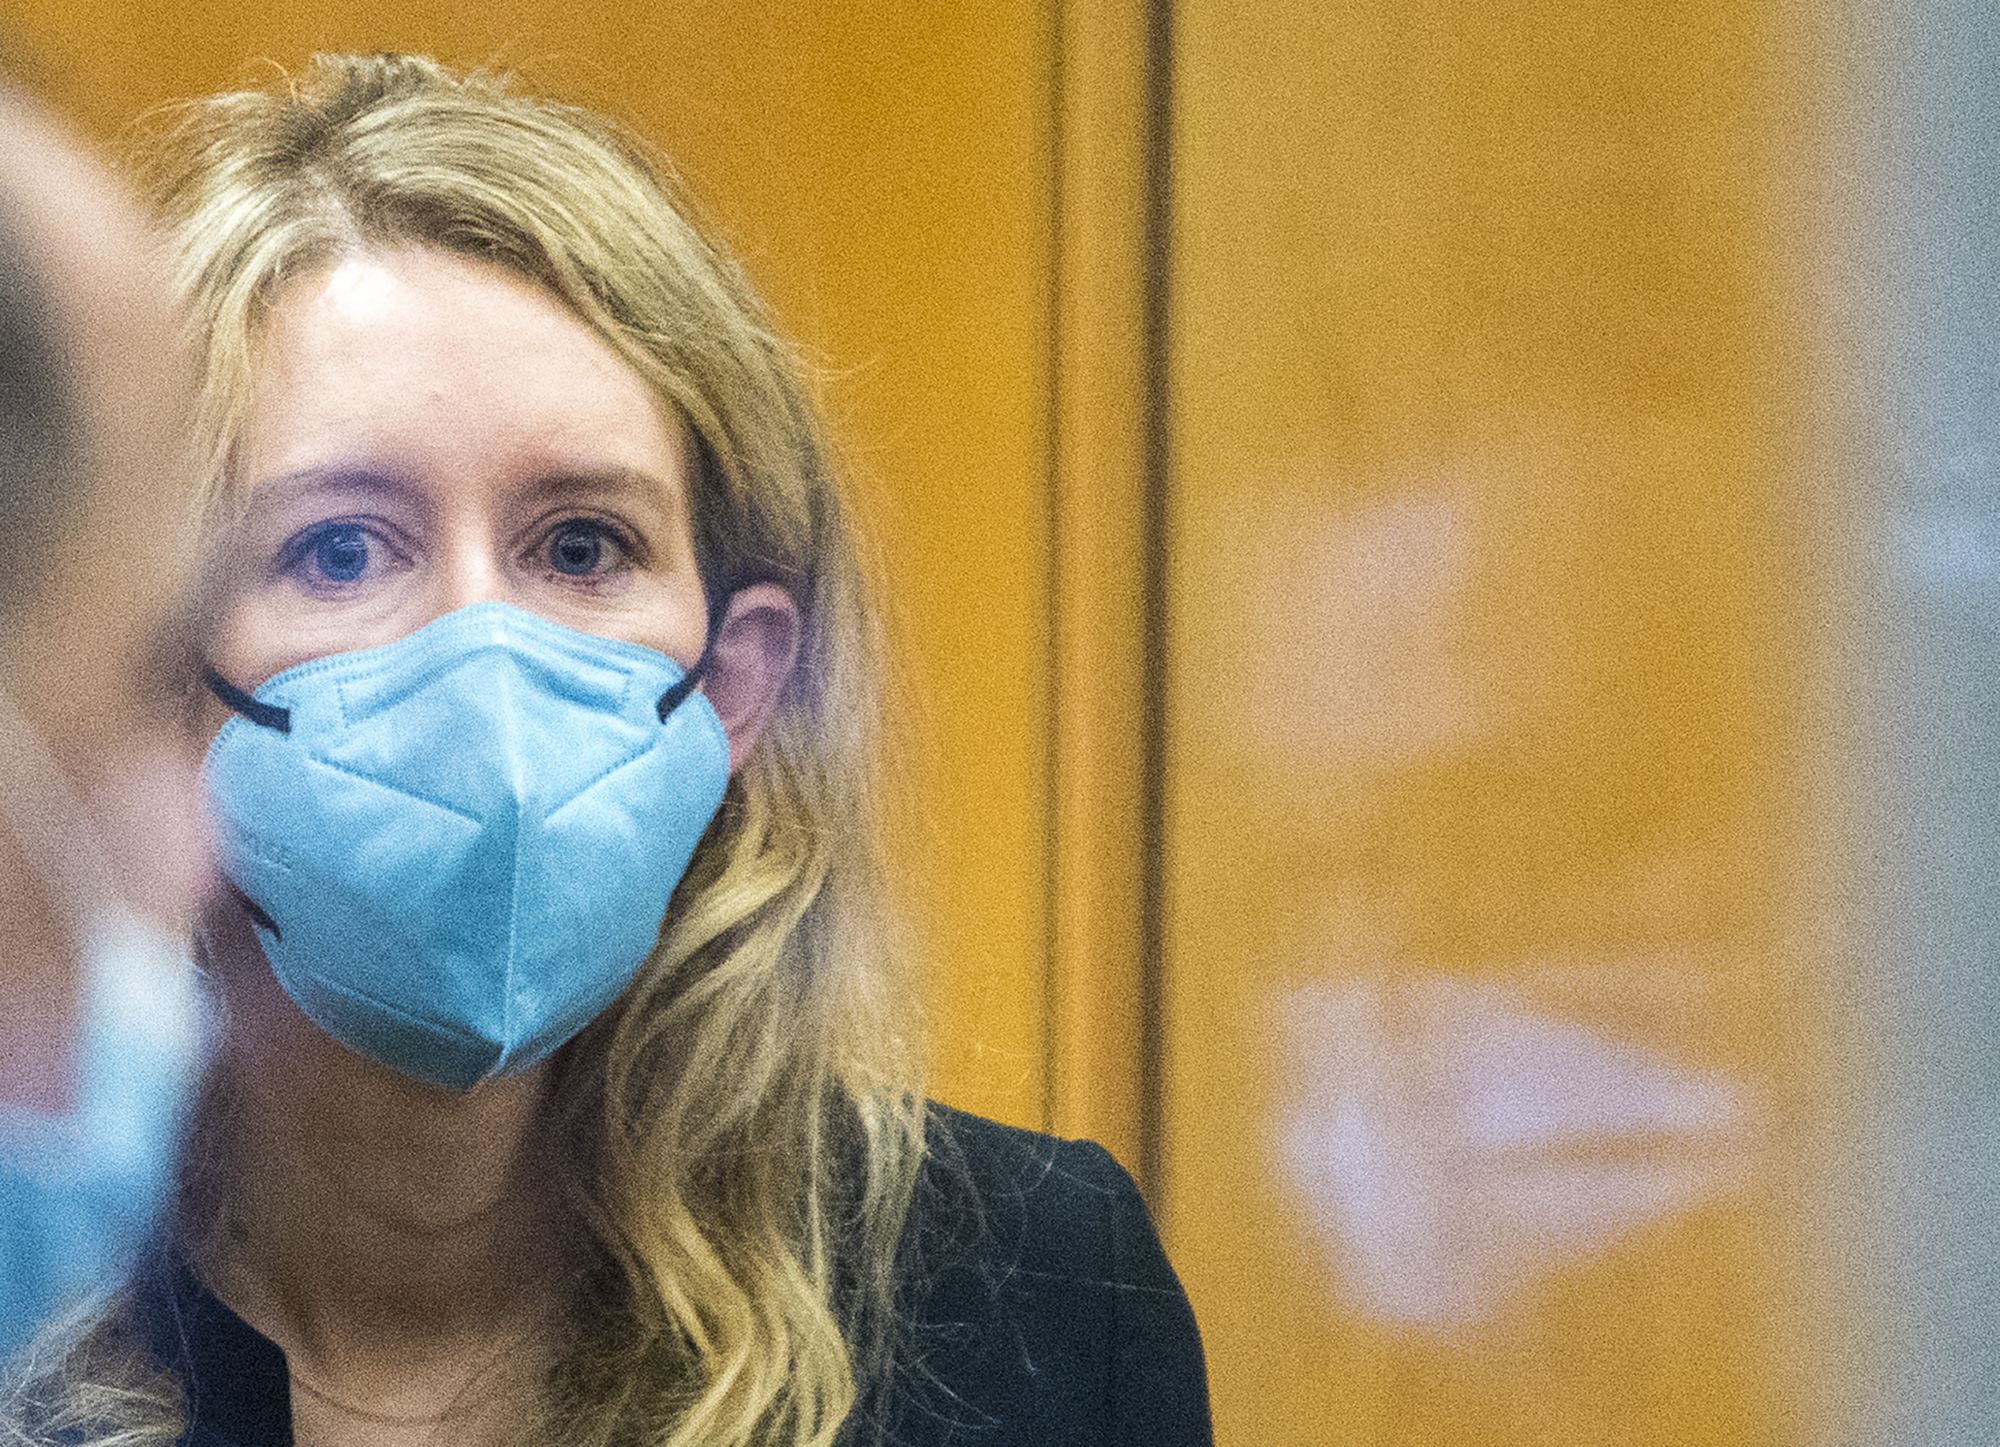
0,82,205,1356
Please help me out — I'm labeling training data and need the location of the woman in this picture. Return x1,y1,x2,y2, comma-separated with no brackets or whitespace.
5,54,1209,1447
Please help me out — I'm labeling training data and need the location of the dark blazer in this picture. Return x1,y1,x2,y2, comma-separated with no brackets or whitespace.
858,1105,1212,1445
136,1107,1212,1447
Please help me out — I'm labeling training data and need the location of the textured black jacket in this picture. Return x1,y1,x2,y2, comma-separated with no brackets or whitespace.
137,1106,1213,1446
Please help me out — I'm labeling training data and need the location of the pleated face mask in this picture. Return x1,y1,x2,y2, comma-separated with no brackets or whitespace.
202,601,731,1091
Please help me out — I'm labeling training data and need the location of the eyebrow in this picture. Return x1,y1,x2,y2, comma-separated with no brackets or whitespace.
239,463,686,529
244,464,421,510
526,466,681,510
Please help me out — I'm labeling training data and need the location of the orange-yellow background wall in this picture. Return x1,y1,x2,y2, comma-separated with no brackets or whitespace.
4,0,1069,1138
3,3,1873,1442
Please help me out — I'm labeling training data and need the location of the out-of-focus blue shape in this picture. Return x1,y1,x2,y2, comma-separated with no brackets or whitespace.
1894,505,2000,597
1866,0,2000,1438
0,911,203,1358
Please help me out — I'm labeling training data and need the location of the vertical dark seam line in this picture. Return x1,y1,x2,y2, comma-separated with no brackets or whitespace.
1040,0,1068,1139
1137,0,1174,1214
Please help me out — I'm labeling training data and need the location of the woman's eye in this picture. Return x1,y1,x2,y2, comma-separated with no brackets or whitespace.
280,520,388,591
545,519,626,578
314,524,370,582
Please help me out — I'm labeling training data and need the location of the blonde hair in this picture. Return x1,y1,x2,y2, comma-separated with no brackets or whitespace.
14,53,923,1447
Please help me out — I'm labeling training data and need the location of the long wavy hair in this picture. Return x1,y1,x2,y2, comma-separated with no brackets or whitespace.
10,53,924,1447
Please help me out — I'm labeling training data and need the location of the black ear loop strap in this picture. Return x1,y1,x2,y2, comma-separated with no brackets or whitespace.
656,595,730,721
203,665,292,733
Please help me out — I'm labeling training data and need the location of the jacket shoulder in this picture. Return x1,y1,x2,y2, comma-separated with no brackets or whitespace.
915,1105,1178,1292
859,1103,1211,1447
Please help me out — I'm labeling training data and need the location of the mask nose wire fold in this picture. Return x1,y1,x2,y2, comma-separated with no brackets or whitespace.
206,625,718,731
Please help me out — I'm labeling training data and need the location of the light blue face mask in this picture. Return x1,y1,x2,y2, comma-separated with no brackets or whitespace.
202,602,731,1093
0,695,207,1359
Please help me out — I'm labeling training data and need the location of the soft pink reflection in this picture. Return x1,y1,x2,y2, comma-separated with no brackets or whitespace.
1275,975,1759,1331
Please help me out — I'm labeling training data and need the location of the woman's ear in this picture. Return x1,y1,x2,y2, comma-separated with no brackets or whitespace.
701,582,801,773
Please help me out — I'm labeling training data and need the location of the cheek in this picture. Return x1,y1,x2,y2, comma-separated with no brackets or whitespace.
204,597,299,702
646,573,713,672
576,568,710,674
203,599,267,688
205,592,395,692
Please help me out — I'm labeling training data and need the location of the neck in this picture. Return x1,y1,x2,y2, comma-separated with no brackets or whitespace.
193,899,575,1408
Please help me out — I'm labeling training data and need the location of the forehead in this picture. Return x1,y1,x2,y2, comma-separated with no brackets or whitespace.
238,247,687,501
254,248,647,409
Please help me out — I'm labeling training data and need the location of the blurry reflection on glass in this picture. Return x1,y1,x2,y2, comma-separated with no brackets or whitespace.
1275,973,1758,1331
